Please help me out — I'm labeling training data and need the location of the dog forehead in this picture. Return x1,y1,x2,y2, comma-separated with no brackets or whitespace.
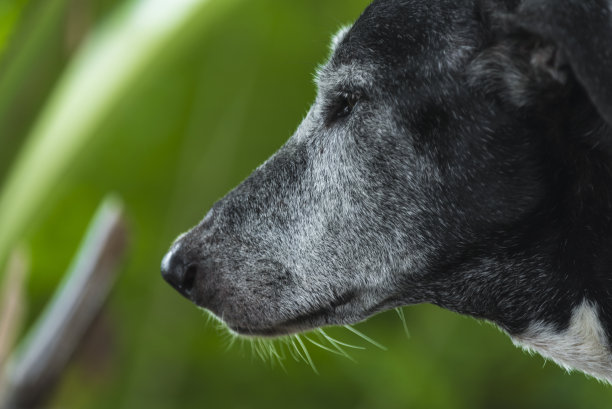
315,61,376,94
332,0,479,71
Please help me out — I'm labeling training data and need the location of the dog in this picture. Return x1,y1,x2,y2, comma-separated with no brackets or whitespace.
161,0,612,382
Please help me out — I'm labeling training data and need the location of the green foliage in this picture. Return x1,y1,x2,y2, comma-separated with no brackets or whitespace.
2,0,612,408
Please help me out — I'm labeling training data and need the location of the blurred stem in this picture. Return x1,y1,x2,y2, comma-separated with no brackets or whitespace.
1,196,128,409
0,0,240,274
0,246,29,376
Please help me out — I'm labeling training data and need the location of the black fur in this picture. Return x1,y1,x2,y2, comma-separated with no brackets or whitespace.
162,0,612,380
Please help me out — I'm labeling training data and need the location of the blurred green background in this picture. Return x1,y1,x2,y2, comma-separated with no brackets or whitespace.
2,0,612,407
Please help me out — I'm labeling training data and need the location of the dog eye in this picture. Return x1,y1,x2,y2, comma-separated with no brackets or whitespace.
327,92,361,125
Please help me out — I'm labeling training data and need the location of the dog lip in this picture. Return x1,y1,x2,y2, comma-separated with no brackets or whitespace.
284,290,357,323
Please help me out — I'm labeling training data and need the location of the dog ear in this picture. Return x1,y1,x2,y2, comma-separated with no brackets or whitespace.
512,0,612,126
468,18,570,108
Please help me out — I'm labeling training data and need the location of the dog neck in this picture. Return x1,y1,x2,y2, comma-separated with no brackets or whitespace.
492,114,612,382
413,101,612,382
424,218,612,382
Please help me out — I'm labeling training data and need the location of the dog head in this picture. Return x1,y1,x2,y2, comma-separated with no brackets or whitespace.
162,0,612,344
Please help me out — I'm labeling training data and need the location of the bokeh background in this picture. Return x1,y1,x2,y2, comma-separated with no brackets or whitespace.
2,0,612,408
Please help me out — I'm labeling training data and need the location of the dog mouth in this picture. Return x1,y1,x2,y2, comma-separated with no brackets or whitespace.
227,290,359,337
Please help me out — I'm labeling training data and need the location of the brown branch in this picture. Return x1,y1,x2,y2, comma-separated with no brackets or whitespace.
0,196,128,409
0,247,29,378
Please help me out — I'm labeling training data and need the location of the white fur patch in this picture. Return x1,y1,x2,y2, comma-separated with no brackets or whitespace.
512,300,612,383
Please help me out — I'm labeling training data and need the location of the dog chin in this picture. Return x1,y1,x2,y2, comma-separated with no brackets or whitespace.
222,311,344,338
227,324,301,338
225,310,371,339
224,313,330,338
198,308,319,338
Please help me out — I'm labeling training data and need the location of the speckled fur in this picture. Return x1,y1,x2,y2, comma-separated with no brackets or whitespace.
163,0,612,382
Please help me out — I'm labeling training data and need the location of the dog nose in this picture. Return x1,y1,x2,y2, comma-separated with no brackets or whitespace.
161,248,197,298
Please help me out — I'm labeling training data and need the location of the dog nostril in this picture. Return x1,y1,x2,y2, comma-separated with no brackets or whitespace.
182,264,198,294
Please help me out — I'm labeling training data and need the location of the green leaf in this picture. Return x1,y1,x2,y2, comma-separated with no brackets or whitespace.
0,0,241,273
